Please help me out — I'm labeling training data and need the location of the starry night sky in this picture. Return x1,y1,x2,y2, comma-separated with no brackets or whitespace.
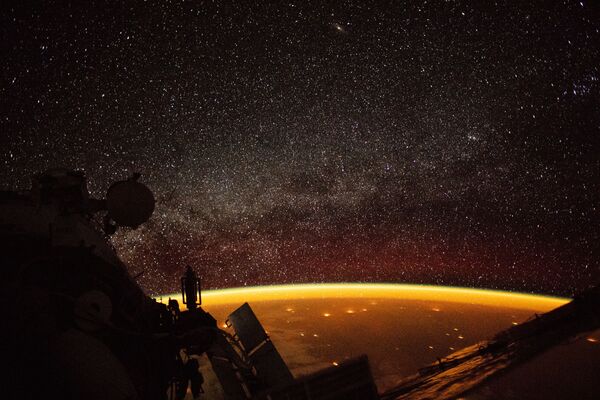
2,1,599,296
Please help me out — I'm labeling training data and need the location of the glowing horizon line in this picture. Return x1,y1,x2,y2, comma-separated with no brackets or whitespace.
156,283,570,311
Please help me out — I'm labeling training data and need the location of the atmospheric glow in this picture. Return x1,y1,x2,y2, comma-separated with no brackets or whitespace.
159,283,570,311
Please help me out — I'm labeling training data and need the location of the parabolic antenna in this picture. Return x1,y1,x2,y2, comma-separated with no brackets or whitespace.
106,175,155,228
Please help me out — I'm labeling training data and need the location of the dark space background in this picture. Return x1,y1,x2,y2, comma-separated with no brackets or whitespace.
2,1,599,296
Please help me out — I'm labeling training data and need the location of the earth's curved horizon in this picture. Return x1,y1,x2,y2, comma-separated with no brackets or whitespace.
155,283,600,399
157,282,571,310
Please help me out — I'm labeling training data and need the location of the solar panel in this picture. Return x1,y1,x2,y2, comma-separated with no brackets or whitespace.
227,302,269,352
263,356,378,400
249,340,294,388
206,334,251,400
227,303,294,389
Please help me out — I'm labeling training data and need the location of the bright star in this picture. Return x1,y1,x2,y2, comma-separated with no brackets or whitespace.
332,23,346,33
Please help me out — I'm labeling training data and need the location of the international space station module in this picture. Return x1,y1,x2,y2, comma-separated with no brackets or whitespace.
0,169,378,400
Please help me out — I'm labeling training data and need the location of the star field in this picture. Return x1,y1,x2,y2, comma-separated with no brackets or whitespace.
1,1,599,296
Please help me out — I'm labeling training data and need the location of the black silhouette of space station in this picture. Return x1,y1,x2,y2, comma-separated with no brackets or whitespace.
1,169,598,400
0,169,378,400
